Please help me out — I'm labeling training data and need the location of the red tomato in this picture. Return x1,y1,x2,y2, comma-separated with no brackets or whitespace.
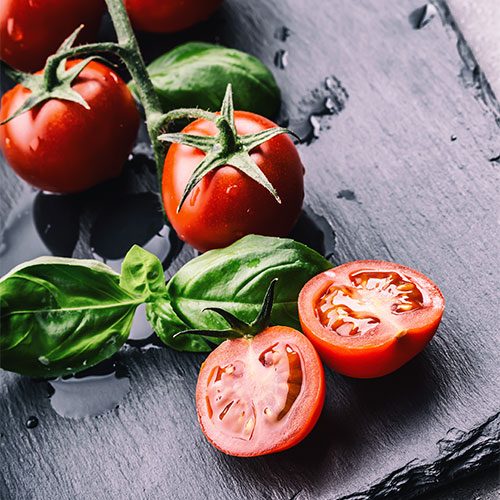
162,112,305,252
0,60,140,193
196,326,325,456
0,0,104,72
298,261,445,378
124,0,224,33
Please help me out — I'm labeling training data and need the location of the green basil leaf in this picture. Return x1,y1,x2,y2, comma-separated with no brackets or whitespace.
0,257,143,378
129,42,280,118
120,245,166,299
151,235,333,351
146,296,213,352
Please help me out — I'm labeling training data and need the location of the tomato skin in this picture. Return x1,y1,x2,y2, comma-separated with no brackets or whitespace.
124,0,224,33
196,326,325,457
298,261,445,378
162,112,305,252
0,0,104,72
0,60,140,194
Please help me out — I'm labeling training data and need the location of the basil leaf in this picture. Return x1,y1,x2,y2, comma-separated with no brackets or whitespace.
129,42,280,118
120,245,166,299
151,235,333,351
0,257,143,378
146,297,213,352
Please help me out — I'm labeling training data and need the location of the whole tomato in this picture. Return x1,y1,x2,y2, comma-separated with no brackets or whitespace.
162,112,305,252
298,261,445,378
0,0,104,72
124,0,224,33
0,60,140,193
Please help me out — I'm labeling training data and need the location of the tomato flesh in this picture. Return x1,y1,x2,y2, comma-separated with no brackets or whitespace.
196,327,325,456
298,261,444,378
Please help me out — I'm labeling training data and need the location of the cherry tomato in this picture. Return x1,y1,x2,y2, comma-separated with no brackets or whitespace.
162,112,305,252
0,0,104,72
196,326,325,456
298,261,445,378
124,0,224,34
0,60,140,193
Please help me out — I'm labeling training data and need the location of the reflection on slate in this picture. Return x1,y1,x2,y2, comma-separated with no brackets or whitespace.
1,0,500,499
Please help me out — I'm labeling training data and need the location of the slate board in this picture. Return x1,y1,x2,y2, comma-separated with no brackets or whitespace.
1,0,499,499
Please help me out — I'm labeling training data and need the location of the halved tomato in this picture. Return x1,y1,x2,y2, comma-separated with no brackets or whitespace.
196,326,325,456
298,261,444,378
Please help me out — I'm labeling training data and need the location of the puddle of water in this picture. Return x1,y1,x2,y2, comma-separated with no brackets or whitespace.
90,191,183,273
289,205,336,260
278,76,349,144
48,358,130,419
0,185,50,275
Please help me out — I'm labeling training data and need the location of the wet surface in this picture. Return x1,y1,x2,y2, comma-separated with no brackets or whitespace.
48,358,130,419
0,145,182,277
278,76,349,144
289,205,336,261
409,4,438,29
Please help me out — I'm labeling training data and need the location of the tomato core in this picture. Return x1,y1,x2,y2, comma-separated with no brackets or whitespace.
316,270,425,337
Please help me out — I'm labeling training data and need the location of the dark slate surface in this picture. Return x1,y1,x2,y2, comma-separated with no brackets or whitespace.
1,0,499,499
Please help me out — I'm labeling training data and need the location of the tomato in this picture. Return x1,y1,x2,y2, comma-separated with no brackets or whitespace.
0,0,104,72
196,326,325,456
0,60,140,193
162,112,305,252
298,261,445,378
124,0,224,34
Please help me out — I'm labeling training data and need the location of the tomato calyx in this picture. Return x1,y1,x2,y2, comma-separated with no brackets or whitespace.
0,26,111,125
174,278,278,340
158,84,298,212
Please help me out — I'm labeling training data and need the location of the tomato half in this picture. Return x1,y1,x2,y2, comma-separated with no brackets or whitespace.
0,60,140,193
196,326,325,456
298,261,444,378
162,112,305,252
0,0,104,72
124,0,224,33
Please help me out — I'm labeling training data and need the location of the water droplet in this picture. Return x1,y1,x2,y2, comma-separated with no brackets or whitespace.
38,356,50,366
309,115,321,140
7,18,23,42
28,0,41,7
29,136,40,152
26,416,38,429
225,184,239,196
450,134,457,141
274,26,291,41
109,72,119,84
274,49,288,69
409,4,437,29
336,189,357,201
4,137,11,149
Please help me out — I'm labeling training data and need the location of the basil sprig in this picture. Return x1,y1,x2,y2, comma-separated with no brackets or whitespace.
128,42,281,118
0,236,332,376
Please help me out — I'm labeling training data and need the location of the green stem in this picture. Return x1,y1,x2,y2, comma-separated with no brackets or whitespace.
42,0,167,186
104,0,165,180
216,117,239,154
